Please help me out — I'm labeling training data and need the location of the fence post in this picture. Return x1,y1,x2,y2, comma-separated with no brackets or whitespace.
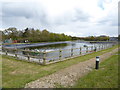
27,52,30,61
91,46,93,52
108,44,109,48
71,48,73,57
15,49,17,58
104,44,106,49
109,44,111,48
5,50,8,55
59,49,62,60
94,46,97,52
101,45,102,50
86,46,88,53
99,45,101,51
106,44,107,49
102,44,103,49
103,44,105,49
39,53,41,64
80,47,81,55
43,51,46,65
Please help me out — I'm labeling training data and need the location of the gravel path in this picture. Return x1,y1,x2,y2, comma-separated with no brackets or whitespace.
25,48,118,88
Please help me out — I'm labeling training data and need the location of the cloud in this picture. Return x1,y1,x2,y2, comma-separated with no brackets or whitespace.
2,2,50,29
0,3,2,28
0,0,119,37
71,9,90,22
97,1,118,27
97,16,117,26
2,3,33,18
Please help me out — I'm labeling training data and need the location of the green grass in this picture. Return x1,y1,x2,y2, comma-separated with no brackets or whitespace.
2,45,118,88
72,52,119,88
0,53,2,88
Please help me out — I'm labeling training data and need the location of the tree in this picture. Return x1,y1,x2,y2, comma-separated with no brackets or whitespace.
22,28,30,38
3,27,19,40
1,27,72,42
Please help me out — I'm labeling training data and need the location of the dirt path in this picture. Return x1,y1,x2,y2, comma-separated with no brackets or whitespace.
25,48,118,88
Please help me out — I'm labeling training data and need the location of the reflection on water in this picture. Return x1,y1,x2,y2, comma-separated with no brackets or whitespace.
25,43,68,50
24,41,93,52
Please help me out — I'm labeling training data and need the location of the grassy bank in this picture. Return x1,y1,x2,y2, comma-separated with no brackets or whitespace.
0,53,2,88
2,45,118,88
72,52,119,88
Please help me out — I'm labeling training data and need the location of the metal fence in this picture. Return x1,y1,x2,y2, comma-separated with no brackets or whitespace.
0,43,115,65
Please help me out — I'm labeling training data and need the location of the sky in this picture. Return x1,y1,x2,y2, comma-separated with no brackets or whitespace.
0,0,119,37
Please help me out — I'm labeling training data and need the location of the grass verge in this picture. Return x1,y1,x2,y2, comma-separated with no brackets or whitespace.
0,52,2,88
72,52,119,88
2,45,118,88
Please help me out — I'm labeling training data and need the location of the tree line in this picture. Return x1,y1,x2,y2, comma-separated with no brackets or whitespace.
71,36,110,41
1,27,112,43
83,36,110,41
1,27,72,43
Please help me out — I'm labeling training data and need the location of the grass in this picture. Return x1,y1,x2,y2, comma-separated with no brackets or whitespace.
0,53,2,88
72,52,119,88
2,45,118,88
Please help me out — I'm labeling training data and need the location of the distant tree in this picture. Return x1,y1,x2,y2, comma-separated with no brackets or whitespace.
83,36,109,41
3,27,19,40
1,27,72,43
22,28,30,38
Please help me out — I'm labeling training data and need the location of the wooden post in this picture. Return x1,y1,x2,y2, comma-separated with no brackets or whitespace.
105,44,107,49
39,52,41,64
86,46,88,53
80,47,81,55
5,50,8,55
91,46,93,52
108,44,109,48
107,44,109,48
43,51,46,65
59,49,62,60
94,46,97,52
103,44,105,49
15,50,17,58
71,48,73,57
99,46,101,51
102,45,104,49
27,52,30,61
39,58,41,64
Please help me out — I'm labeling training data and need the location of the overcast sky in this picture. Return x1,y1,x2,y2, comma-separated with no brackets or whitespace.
0,0,119,37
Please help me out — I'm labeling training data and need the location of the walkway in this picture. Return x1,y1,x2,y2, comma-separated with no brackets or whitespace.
25,48,118,88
